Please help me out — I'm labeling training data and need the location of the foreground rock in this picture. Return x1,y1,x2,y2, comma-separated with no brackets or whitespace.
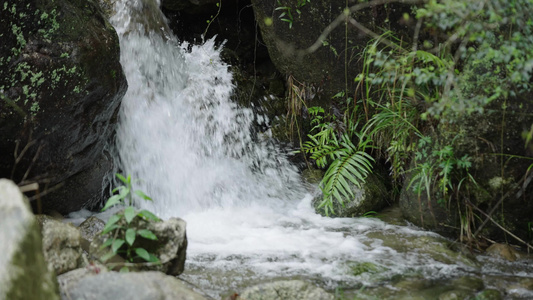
239,280,333,300
65,271,205,300
37,216,83,275
0,0,127,214
90,216,188,275
0,179,59,300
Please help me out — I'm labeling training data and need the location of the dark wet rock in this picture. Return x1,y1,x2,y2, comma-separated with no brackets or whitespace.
312,172,390,217
400,92,533,241
90,216,188,276
66,271,206,300
238,280,333,300
0,0,127,215
250,0,412,102
162,0,226,13
0,179,59,300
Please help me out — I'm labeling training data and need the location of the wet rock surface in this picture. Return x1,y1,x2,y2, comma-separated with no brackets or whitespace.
238,280,333,300
0,0,127,215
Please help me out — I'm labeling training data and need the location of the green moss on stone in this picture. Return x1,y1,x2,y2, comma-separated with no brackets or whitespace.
5,218,59,300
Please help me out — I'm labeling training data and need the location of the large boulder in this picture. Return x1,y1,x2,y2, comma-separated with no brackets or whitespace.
238,280,333,300
0,179,59,300
250,0,412,102
0,0,127,214
65,271,206,300
90,216,188,276
400,92,533,241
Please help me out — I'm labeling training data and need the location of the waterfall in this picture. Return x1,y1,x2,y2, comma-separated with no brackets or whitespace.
103,0,533,298
110,0,305,216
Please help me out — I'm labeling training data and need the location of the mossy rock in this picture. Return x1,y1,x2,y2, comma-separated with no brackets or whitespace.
0,179,59,300
0,0,127,214
312,171,390,218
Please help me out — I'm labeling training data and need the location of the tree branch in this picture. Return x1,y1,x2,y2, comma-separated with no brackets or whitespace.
300,0,427,56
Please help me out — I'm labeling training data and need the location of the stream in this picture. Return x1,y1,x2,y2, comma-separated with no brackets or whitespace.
101,0,533,298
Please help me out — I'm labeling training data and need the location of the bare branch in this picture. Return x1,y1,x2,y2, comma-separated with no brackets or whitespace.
300,0,426,56
469,200,533,251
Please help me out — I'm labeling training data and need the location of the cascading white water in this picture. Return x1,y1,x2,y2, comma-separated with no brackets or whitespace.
104,0,533,298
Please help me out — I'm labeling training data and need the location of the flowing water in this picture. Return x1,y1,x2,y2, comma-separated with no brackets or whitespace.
102,0,533,298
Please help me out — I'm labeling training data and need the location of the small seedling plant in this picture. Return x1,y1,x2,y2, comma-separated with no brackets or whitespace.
100,174,161,268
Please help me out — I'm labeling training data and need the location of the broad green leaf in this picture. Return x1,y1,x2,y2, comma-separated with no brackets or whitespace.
99,238,114,250
135,248,150,261
112,239,125,253
124,206,136,224
102,224,119,235
138,210,160,221
102,214,122,234
102,195,122,211
137,229,158,240
134,190,153,201
148,253,160,263
119,267,129,273
116,173,129,185
118,186,130,198
125,228,136,246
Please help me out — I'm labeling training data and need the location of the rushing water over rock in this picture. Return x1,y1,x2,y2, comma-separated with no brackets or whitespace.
107,0,533,298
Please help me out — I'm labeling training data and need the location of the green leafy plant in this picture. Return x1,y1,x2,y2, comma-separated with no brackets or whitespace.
275,0,311,29
302,105,375,215
100,174,161,269
408,135,474,206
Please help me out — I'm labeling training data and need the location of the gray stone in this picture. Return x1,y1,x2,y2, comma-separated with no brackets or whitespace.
41,218,83,275
78,216,106,243
239,280,333,300
90,216,187,275
57,263,108,300
68,271,206,300
0,179,59,300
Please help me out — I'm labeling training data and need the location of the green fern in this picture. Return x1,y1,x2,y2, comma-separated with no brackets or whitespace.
303,111,375,215
319,136,375,215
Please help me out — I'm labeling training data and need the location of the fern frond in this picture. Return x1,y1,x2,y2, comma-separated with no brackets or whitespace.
319,138,375,214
